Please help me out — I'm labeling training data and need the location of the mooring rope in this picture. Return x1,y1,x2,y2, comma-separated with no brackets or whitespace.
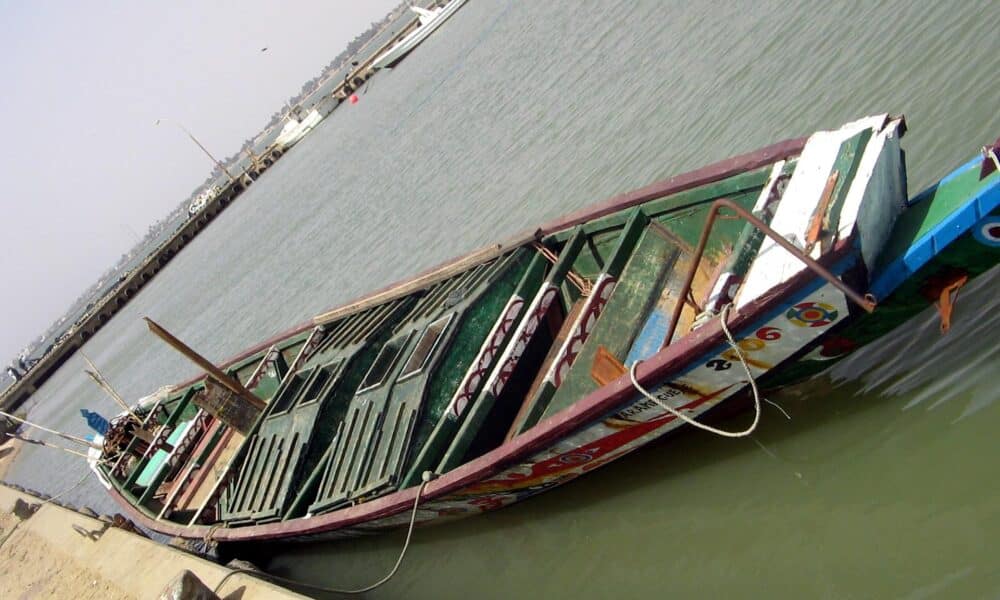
629,304,764,438
33,468,96,508
213,477,431,596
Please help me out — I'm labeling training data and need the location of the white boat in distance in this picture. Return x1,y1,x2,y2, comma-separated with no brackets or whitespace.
273,109,322,149
188,186,220,216
372,0,469,70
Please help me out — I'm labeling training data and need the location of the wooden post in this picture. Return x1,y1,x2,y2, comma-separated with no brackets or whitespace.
80,352,141,421
195,379,259,435
143,318,266,411
0,409,102,449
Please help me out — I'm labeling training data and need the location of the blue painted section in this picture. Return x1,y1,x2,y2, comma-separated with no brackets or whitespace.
80,409,109,435
663,252,857,382
626,309,670,366
135,421,190,487
870,175,1000,299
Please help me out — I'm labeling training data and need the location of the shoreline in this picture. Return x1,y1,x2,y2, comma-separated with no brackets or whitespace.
0,483,308,599
0,437,22,481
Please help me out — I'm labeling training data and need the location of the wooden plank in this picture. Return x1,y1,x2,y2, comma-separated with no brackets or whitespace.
503,298,580,440
590,345,627,387
144,318,265,411
195,379,261,434
510,209,649,434
540,227,683,421
435,230,589,473
399,253,546,488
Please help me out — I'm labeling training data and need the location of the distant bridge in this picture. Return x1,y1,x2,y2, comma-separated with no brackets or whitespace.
0,17,421,414
0,180,246,412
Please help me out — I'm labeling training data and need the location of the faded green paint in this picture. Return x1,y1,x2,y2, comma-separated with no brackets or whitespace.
551,165,775,244
304,252,531,512
437,232,592,472
401,252,541,487
539,227,683,421
727,161,796,277
878,166,990,269
823,129,873,238
514,208,650,434
128,387,197,494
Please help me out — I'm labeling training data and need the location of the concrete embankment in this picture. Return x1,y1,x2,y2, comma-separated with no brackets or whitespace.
0,483,308,599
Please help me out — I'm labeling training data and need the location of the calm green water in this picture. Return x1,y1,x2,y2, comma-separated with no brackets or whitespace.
8,0,1000,597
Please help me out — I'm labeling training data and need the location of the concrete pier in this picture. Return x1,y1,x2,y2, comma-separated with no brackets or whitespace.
0,180,244,415
0,7,427,417
0,483,308,599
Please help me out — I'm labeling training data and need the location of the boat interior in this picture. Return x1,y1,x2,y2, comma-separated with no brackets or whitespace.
97,116,905,528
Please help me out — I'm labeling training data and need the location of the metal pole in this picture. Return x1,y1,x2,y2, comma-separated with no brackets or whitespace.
0,410,102,449
156,119,237,184
662,198,877,348
6,433,95,460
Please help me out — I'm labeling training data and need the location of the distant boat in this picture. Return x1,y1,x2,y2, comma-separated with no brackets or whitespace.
372,0,469,70
273,110,323,149
188,186,220,216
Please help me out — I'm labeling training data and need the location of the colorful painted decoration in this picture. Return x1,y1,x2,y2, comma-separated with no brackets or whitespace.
972,216,1000,247
446,297,524,419
786,302,838,327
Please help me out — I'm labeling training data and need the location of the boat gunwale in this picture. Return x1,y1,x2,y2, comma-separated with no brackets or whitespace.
106,237,856,541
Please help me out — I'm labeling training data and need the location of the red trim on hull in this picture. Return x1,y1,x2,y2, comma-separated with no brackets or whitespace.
108,238,854,543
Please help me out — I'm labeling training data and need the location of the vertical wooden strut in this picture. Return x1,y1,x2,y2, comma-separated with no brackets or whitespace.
80,352,140,422
143,318,266,411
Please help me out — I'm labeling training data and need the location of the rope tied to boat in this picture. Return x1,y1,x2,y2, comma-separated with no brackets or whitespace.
531,242,593,296
201,523,221,548
212,476,433,596
629,304,777,438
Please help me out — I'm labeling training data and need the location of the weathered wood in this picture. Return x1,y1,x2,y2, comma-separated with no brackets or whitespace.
81,351,140,421
590,345,627,387
144,318,266,411
194,380,261,435
540,226,683,421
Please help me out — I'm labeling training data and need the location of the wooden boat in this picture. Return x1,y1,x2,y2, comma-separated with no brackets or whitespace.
91,115,997,545
371,0,469,70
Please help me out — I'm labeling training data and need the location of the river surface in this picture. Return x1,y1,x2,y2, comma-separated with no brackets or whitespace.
7,0,1000,597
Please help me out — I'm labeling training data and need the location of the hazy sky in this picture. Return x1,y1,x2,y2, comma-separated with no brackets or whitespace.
0,0,399,361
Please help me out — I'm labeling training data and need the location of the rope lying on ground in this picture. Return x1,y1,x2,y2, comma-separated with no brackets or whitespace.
213,478,431,596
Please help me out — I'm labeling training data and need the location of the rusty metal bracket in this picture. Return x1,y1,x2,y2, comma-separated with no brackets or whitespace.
662,198,877,348
932,273,968,334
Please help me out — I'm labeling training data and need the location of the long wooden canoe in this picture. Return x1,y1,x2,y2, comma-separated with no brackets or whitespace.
91,116,998,544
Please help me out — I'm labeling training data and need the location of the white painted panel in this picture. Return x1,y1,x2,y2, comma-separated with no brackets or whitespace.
838,120,906,273
736,115,889,310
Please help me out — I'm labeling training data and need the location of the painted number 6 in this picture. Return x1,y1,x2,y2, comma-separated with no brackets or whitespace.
755,327,782,341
